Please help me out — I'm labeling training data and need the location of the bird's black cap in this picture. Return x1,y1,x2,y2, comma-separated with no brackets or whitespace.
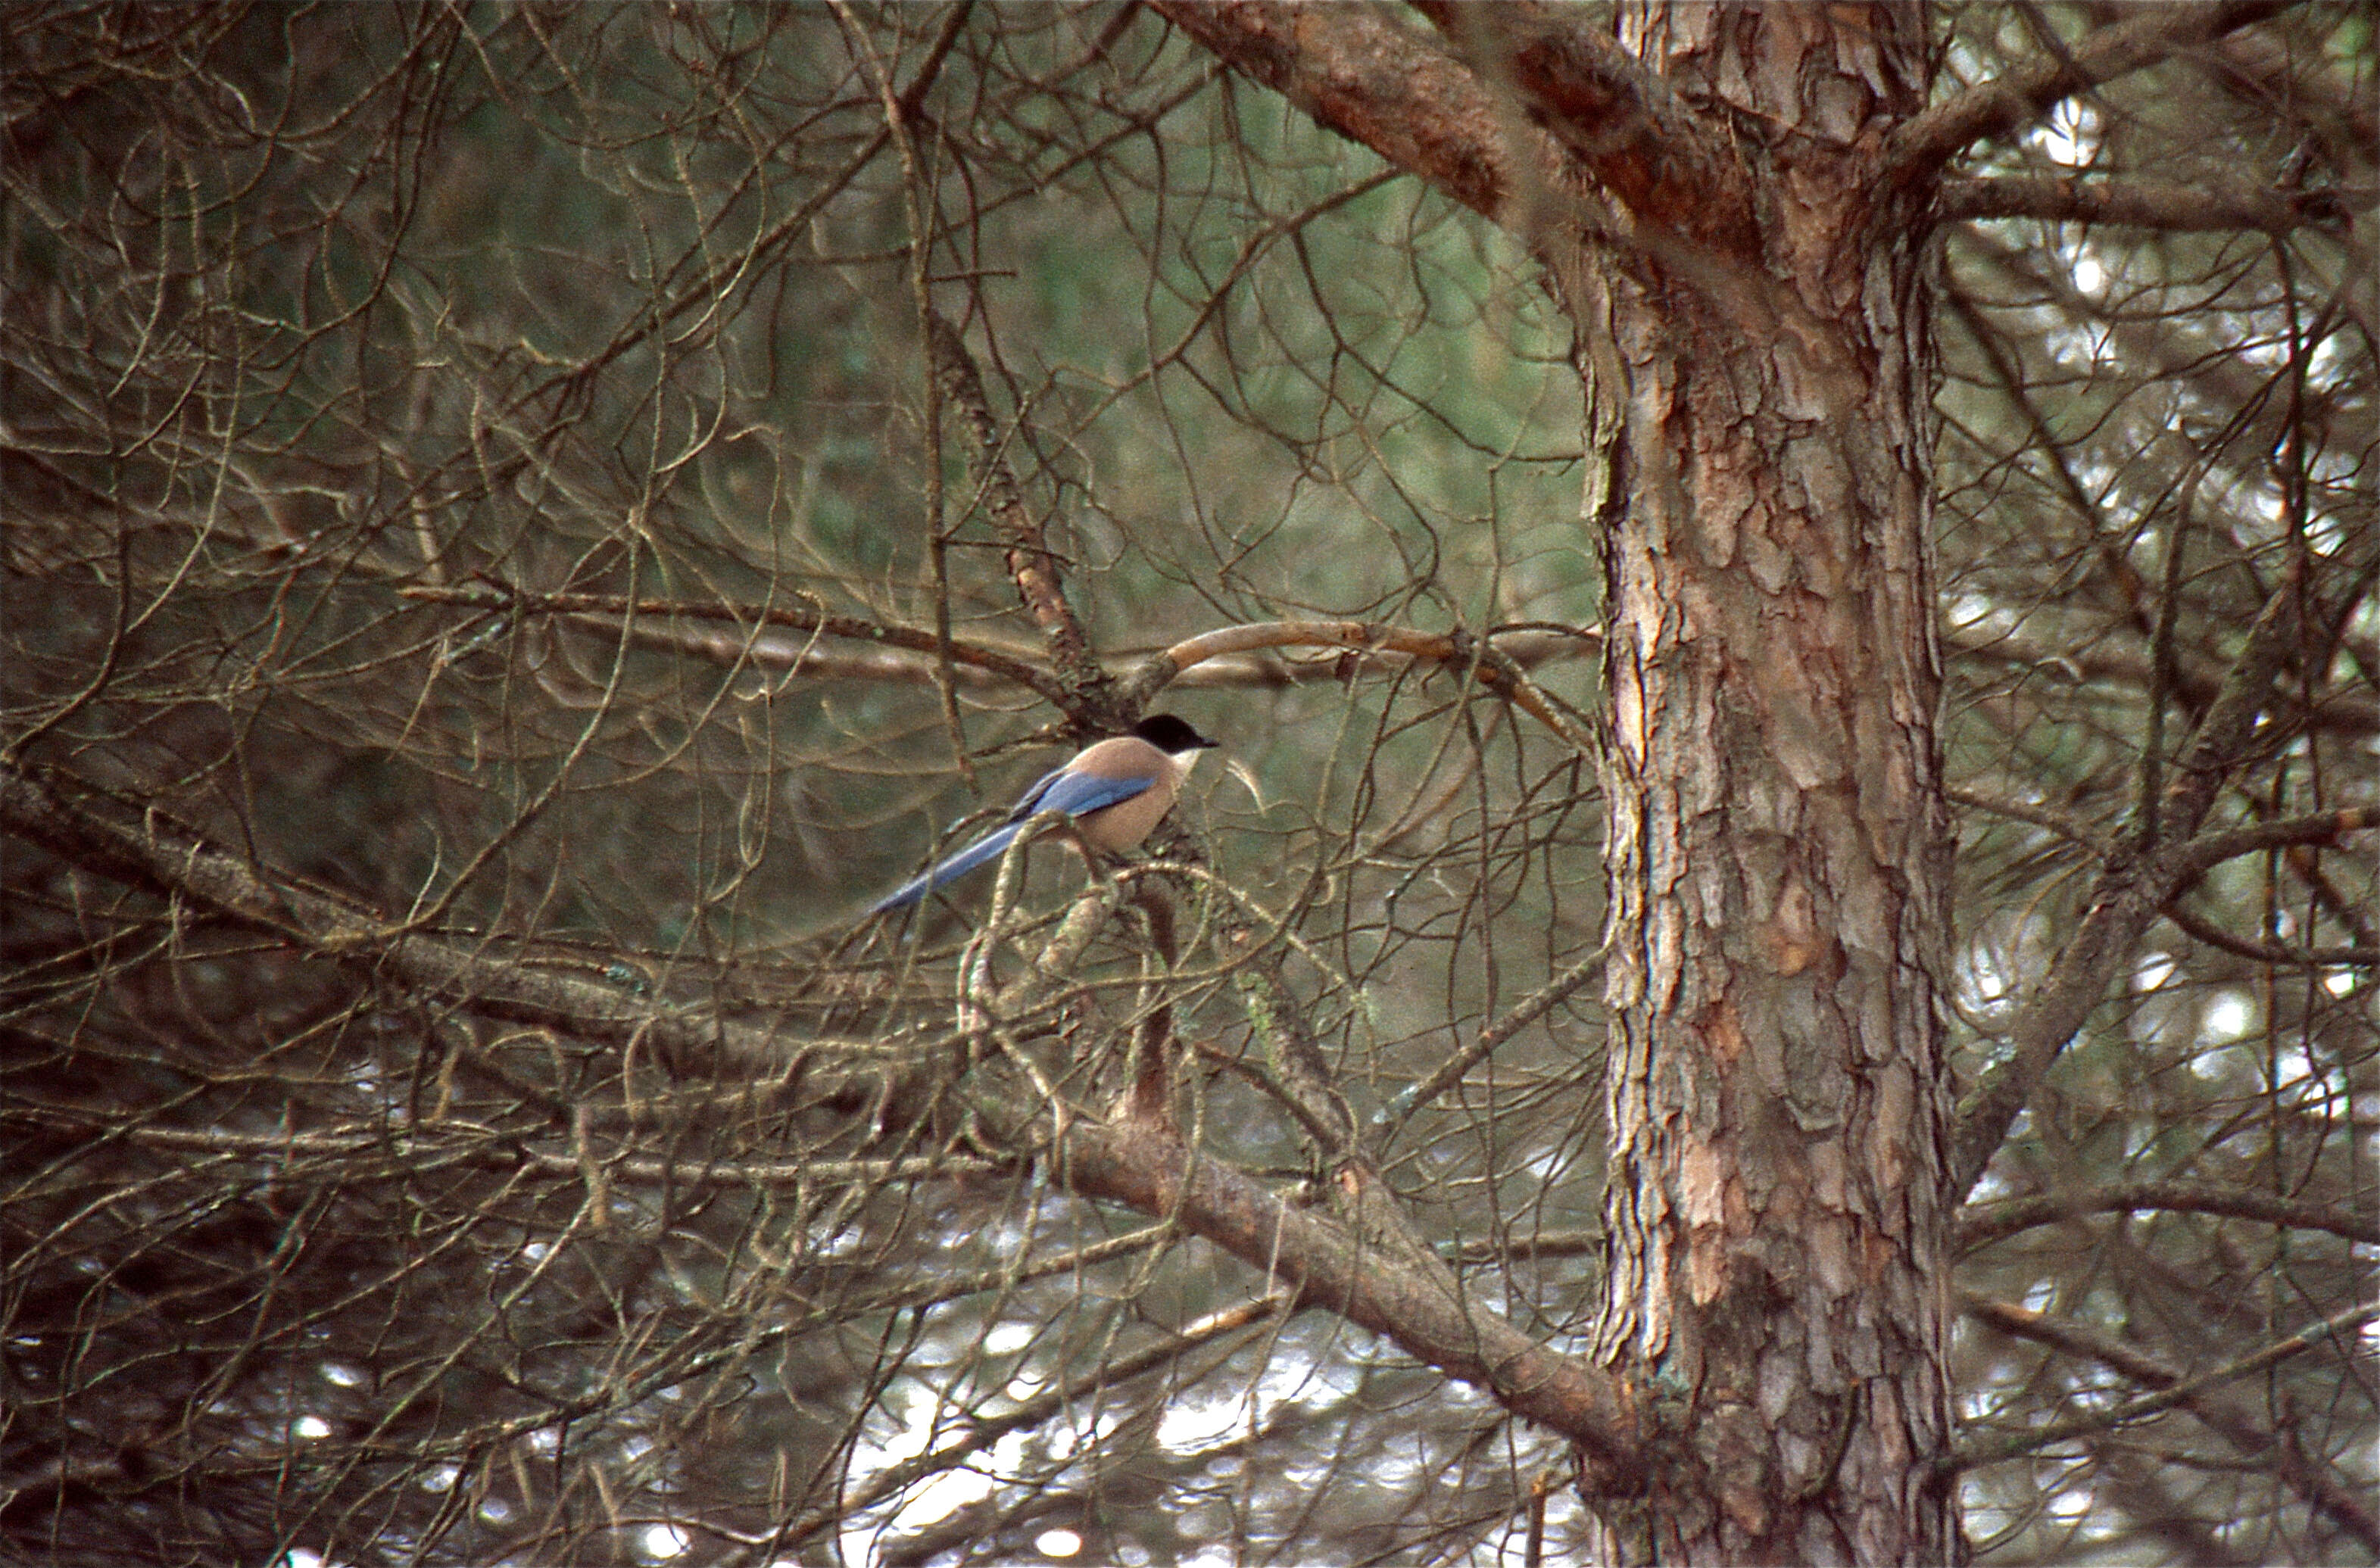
1131,713,1219,754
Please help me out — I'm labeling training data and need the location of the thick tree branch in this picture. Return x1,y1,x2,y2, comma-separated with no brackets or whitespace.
1939,173,2336,232
1145,1,1527,224
4,734,1653,1477
1886,1,2300,187
1051,1114,1643,1482
1145,2,1839,360
1410,0,1751,249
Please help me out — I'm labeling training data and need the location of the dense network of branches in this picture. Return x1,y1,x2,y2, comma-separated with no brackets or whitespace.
2,5,2372,1565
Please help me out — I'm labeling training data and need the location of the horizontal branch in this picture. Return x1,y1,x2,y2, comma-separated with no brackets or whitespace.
409,587,1612,719
1958,1180,2378,1250
1947,622,2380,740
1939,173,2336,232
1128,620,1598,752
2163,806,2380,887
85,1121,997,1192
399,581,1066,702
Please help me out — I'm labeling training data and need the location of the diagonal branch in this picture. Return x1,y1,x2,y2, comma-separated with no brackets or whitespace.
1050,1114,1642,1481
1949,1298,2380,1476
922,308,1107,707
1948,560,2320,1199
1147,2,1865,379
1410,0,1751,248
1145,1,1533,224
2,770,1649,1474
1886,0,2300,187
760,1293,1293,1557
0,758,814,1080
1960,1295,2380,1552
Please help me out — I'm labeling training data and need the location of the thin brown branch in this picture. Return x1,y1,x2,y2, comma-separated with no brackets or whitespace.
1948,785,2104,853
1960,1294,2380,1552
2157,894,2380,969
1128,620,1596,751
1374,941,1606,1141
1949,1298,2380,1472
1958,1181,2379,1250
0,759,822,1081
1946,622,2380,741
1951,560,2313,1198
922,308,1106,706
2163,805,2380,886
751,1292,1295,1558
398,581,1065,701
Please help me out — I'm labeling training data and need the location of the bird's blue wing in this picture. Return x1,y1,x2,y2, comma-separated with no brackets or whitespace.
1003,762,1071,821
1021,768,1153,821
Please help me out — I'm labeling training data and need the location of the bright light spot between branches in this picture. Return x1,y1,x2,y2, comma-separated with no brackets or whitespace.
2203,993,2254,1040
2029,101,2101,168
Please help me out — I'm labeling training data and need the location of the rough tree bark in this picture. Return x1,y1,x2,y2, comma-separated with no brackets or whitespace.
1559,9,1957,1563
1156,3,1960,1560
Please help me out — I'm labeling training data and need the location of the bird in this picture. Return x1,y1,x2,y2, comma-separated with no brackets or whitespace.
870,713,1220,913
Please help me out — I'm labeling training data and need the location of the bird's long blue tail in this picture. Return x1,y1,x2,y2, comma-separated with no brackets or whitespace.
869,823,1025,913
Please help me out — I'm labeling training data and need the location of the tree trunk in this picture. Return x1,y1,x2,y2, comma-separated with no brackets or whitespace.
1566,7,1958,1563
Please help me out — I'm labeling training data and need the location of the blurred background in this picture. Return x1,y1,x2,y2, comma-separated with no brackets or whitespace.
2,5,2372,1564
